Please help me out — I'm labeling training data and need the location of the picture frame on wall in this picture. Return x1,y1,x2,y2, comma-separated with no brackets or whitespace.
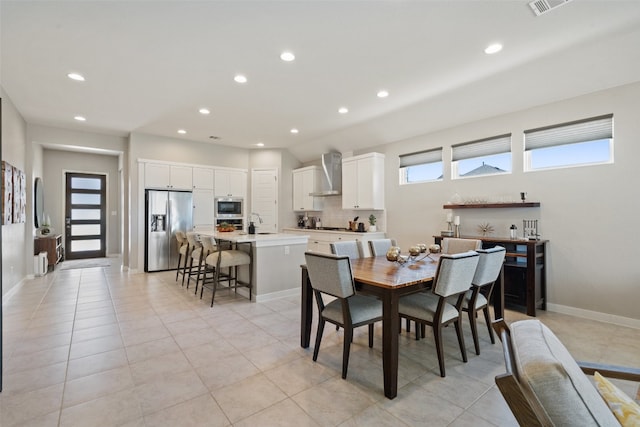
2,160,13,225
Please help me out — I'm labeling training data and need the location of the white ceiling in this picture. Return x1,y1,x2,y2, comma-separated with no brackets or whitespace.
2,1,640,163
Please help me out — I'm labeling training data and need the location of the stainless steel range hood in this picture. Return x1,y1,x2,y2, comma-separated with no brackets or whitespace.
310,152,342,196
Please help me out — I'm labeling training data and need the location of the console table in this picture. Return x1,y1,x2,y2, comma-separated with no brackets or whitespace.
34,234,63,271
434,236,547,316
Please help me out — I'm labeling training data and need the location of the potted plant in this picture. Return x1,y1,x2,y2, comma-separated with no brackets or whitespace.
368,214,377,232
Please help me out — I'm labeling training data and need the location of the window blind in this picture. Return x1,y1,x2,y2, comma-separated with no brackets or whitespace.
451,134,511,162
524,114,613,151
399,148,442,168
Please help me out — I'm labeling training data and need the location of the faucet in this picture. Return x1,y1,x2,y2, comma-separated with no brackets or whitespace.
250,212,263,224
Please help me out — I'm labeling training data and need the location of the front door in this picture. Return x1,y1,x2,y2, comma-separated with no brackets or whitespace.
65,172,107,260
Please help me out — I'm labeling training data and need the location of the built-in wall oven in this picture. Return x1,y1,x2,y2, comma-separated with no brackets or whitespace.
214,197,244,230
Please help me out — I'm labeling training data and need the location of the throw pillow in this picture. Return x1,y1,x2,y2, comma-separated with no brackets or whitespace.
594,371,640,427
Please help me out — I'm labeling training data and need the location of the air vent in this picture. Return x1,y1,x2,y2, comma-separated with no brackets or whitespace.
529,0,572,16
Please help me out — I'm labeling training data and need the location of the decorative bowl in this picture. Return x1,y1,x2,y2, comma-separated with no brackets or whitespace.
428,244,441,254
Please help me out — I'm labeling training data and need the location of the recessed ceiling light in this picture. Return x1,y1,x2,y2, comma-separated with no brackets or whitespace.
338,107,349,114
198,108,210,115
67,73,85,82
484,43,503,54
177,129,187,134
256,142,265,147
290,128,299,134
74,116,86,121
280,51,295,62
377,90,389,98
234,74,247,83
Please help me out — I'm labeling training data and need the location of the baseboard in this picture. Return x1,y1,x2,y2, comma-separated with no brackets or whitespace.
2,277,28,306
547,303,640,329
253,287,300,303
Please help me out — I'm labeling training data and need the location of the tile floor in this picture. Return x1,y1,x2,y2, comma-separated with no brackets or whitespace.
1,261,639,426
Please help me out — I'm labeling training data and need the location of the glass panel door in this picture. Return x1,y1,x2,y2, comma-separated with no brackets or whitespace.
65,173,106,260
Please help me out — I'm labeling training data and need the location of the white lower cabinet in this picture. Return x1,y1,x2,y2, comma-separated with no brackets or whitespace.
282,228,386,257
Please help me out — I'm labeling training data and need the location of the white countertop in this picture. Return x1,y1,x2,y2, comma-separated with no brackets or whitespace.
195,229,308,247
282,227,379,235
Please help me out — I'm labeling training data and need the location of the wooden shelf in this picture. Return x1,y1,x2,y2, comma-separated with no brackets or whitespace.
443,202,540,209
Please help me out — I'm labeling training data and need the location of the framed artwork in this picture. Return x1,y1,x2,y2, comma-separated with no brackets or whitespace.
2,161,13,225
17,169,26,223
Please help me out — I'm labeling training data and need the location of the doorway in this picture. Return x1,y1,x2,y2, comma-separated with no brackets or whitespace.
65,172,107,260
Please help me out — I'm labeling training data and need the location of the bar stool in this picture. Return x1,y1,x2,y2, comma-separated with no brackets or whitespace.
182,232,202,287
175,231,189,283
189,236,217,295
200,238,252,307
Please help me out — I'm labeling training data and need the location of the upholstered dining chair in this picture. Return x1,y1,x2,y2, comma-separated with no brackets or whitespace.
368,238,398,257
463,246,506,355
330,240,363,259
441,237,482,254
304,252,383,379
398,251,480,377
175,231,188,282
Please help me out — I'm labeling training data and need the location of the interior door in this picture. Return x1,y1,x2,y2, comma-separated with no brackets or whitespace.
65,172,107,260
251,169,278,233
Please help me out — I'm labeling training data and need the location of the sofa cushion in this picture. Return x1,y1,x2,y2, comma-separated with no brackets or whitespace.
511,320,620,426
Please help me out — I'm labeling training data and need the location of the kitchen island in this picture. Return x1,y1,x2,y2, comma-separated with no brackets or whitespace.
282,227,386,257
195,230,309,302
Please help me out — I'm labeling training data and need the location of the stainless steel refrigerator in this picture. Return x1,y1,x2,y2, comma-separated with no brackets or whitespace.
145,190,193,272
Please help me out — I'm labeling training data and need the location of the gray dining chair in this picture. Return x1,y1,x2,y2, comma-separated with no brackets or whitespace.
304,252,383,379
330,240,363,259
441,237,482,254
368,238,398,257
398,251,480,377
463,246,506,355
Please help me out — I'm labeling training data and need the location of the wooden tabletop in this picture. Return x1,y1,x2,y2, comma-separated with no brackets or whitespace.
350,254,440,289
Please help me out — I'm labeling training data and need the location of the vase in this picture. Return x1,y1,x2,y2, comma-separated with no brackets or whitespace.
369,225,377,232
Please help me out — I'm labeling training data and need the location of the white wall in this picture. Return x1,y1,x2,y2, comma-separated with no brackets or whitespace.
1,89,27,296
42,149,120,255
378,81,640,323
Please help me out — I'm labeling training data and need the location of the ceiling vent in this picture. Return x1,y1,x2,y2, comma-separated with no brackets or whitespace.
529,0,573,16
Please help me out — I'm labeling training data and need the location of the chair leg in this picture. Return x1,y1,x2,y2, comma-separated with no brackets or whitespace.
433,324,446,377
186,257,195,289
454,318,468,363
483,306,495,344
406,318,411,333
342,326,353,379
368,324,374,348
175,253,182,281
312,319,326,362
415,322,421,341
181,251,189,286
468,309,481,356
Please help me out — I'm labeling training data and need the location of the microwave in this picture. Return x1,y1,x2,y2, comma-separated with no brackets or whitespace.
215,197,243,218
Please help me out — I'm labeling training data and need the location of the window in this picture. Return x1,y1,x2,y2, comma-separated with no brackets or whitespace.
524,114,613,171
399,148,443,184
451,134,511,179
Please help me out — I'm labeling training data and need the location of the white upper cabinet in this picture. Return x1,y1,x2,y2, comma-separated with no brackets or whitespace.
292,166,323,211
341,153,385,210
214,169,247,198
192,167,214,190
192,188,215,227
145,163,193,190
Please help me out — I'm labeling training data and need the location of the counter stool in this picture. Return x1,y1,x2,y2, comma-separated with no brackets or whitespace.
182,232,202,287
200,238,252,307
189,236,217,295
175,231,189,283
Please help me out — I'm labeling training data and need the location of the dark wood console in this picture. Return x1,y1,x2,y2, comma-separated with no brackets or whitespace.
434,235,547,317
34,234,63,271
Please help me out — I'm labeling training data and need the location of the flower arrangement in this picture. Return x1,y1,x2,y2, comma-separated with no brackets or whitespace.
368,214,376,225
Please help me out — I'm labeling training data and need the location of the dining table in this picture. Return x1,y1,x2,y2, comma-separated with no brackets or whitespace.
300,253,505,400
